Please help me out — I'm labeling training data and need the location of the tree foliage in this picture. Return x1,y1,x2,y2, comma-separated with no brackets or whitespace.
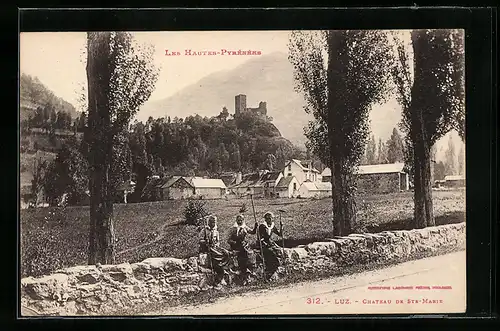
393,30,464,148
86,32,159,265
128,111,297,178
289,30,395,236
444,135,457,175
458,144,465,175
386,127,405,163
377,138,388,164
391,29,465,228
433,161,446,181
288,31,329,165
365,135,377,165
31,158,49,206
44,145,89,206
111,129,133,191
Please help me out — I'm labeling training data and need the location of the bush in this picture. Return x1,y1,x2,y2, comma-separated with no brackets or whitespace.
239,203,247,213
184,199,208,226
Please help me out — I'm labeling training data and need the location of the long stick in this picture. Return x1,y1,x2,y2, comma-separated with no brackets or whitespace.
279,212,287,275
250,194,266,282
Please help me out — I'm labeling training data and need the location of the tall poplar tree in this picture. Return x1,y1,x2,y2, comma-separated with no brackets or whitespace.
86,32,158,264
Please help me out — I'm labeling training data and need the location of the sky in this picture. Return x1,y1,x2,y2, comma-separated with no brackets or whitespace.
20,31,463,162
20,31,291,110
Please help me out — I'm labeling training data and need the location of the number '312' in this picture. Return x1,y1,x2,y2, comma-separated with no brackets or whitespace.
306,298,321,304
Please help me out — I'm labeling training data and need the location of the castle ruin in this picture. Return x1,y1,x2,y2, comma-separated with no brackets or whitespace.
235,94,267,118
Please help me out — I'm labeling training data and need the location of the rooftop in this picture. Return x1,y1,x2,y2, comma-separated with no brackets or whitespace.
357,163,406,175
321,168,331,176
315,182,332,191
276,176,296,188
189,177,227,189
160,176,188,189
261,171,281,181
230,172,262,188
321,163,406,177
300,181,332,191
287,159,321,173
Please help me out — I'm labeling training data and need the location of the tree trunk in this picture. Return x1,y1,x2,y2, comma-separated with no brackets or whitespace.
86,32,116,265
330,158,355,236
412,145,426,229
422,142,434,226
330,159,341,236
412,118,435,229
88,146,116,265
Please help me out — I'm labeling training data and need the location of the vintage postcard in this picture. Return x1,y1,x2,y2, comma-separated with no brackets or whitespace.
19,30,466,316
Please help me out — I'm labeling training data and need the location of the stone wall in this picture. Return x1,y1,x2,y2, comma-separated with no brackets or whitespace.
20,223,465,316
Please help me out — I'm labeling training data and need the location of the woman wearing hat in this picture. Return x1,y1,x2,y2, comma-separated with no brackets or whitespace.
199,215,230,285
256,211,283,281
227,214,258,284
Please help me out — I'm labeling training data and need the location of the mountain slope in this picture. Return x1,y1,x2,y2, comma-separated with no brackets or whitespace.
20,73,78,122
139,52,313,147
138,51,463,158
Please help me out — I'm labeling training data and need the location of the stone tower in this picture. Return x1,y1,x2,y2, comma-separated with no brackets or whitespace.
235,94,247,115
258,101,267,116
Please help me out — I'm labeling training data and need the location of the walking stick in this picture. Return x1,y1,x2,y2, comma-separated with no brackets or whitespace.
278,209,287,275
250,194,266,282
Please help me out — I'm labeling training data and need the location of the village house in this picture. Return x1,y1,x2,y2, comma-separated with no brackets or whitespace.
282,159,321,185
141,175,168,201
356,163,409,194
260,171,283,198
443,175,465,188
297,181,333,199
188,177,227,199
228,171,267,197
321,168,331,183
321,163,409,195
160,176,195,200
141,175,228,200
275,175,299,198
220,172,240,187
228,161,322,199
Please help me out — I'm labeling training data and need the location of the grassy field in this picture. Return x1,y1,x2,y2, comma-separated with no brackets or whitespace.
20,189,465,278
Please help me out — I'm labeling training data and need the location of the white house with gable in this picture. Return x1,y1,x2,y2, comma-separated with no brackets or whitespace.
282,159,321,185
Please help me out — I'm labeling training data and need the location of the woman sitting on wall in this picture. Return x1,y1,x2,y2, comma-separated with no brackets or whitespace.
199,215,230,286
255,211,284,281
227,214,258,284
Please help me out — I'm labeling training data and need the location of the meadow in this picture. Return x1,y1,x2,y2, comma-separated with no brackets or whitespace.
20,189,465,277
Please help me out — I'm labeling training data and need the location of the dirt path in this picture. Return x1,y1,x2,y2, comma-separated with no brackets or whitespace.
116,218,181,256
145,251,466,315
116,214,212,257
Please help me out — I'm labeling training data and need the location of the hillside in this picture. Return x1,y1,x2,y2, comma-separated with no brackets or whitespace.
20,73,78,122
138,52,313,147
19,73,81,193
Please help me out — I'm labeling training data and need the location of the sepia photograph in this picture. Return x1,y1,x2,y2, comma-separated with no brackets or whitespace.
19,29,466,316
